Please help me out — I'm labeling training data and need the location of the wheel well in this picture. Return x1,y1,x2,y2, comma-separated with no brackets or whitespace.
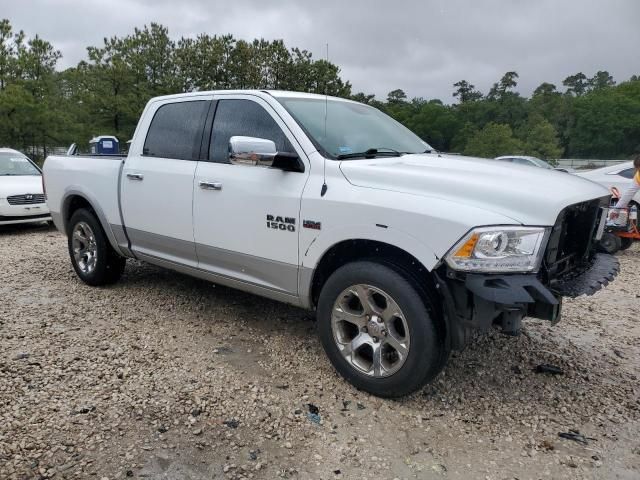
63,195,94,234
310,240,438,309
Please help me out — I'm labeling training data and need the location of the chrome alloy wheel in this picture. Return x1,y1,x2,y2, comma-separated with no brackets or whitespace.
331,284,411,378
72,221,98,274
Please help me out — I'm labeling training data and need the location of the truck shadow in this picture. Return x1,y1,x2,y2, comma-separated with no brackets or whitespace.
0,222,54,237
114,259,634,420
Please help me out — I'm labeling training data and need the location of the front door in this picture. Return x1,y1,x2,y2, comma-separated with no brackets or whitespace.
193,95,309,295
121,97,211,266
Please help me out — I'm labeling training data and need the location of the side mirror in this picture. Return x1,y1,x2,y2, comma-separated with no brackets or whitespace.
229,136,276,167
228,136,304,172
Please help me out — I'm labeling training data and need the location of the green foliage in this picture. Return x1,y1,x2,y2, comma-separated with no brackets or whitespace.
566,80,640,158
463,122,523,158
563,72,588,96
0,18,638,163
387,89,407,104
453,80,482,103
519,115,564,161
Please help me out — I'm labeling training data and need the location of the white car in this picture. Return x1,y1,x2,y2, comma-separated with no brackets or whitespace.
575,161,640,206
44,90,618,397
495,155,573,173
0,148,51,226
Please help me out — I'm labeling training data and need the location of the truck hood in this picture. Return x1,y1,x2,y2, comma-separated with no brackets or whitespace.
339,154,610,225
0,175,43,199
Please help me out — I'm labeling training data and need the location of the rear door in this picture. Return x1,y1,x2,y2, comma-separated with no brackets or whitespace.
121,96,211,266
193,95,309,296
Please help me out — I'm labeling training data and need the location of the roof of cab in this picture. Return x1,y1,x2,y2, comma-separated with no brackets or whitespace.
147,89,357,104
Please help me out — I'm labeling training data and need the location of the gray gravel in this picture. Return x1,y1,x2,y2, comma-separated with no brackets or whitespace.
1,223,639,480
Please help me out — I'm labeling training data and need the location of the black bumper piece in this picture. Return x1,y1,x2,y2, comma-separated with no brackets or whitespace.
548,253,619,298
465,274,559,306
437,253,619,348
465,252,619,306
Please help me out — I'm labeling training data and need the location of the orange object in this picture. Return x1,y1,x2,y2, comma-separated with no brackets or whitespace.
454,233,479,258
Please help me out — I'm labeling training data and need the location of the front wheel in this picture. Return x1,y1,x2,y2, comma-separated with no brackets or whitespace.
317,261,447,398
67,208,126,286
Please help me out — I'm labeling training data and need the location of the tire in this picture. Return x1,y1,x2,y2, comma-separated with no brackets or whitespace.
317,261,447,398
67,208,125,286
598,232,622,254
619,237,634,251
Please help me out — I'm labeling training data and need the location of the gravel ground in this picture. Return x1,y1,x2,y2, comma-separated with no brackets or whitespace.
1,224,639,480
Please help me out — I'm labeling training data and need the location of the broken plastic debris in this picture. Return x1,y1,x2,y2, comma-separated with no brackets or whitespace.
558,430,596,445
534,364,564,375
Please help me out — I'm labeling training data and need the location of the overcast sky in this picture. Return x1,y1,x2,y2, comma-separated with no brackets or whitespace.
3,0,639,101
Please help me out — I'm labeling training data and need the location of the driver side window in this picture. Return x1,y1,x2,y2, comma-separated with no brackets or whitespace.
209,99,293,164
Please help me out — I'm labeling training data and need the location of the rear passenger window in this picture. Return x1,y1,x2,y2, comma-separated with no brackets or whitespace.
618,168,636,179
210,99,292,163
143,101,208,160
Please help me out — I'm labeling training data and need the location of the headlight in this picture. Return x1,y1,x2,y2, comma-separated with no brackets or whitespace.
445,226,549,273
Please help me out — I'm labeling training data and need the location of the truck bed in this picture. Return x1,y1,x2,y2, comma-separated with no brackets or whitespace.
43,154,126,235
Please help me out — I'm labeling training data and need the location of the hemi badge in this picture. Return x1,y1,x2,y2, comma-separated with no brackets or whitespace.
303,220,321,230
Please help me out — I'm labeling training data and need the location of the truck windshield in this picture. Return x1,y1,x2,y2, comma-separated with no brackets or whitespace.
276,97,432,159
0,153,40,176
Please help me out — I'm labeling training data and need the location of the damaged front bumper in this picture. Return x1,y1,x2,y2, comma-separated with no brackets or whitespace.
436,253,619,350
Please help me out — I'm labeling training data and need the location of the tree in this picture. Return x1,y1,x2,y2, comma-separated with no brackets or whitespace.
588,70,615,91
351,92,376,104
0,19,16,90
387,89,407,104
488,71,519,99
452,80,482,103
532,82,558,97
400,100,460,152
563,72,588,96
2,19,640,162
519,115,563,161
463,122,523,158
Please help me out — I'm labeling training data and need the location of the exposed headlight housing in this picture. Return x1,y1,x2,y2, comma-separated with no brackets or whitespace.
445,227,549,273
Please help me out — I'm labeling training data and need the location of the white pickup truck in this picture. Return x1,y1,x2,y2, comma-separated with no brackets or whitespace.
44,90,618,397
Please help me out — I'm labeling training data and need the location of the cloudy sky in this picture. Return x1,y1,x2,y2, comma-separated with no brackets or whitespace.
4,0,639,101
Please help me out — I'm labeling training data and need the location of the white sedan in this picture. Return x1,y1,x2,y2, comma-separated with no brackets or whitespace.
0,148,51,226
576,161,640,206
494,155,573,172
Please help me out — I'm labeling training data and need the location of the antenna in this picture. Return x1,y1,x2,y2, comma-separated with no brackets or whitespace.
321,43,329,197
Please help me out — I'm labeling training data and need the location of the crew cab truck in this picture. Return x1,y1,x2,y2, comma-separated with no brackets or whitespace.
44,91,619,397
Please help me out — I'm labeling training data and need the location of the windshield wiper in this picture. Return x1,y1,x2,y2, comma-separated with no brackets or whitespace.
336,147,404,160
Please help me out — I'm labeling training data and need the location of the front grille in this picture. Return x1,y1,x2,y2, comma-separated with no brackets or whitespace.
7,194,45,205
542,198,607,283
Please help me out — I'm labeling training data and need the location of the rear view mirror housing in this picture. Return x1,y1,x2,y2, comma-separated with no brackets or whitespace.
228,136,303,172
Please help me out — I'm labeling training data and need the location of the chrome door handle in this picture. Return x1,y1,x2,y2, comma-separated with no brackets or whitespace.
199,181,222,190
126,173,144,181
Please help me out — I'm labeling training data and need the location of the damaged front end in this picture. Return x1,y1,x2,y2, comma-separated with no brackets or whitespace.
437,197,619,350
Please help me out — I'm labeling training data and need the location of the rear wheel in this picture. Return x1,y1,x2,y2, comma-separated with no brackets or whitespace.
317,261,447,398
68,208,125,286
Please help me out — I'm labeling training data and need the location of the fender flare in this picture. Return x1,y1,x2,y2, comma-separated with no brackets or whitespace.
299,224,441,308
60,187,125,257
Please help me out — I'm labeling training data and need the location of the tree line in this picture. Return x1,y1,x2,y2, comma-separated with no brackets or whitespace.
0,19,638,163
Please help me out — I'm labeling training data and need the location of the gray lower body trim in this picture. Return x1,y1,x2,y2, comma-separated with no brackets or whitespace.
110,224,134,258
136,251,304,308
196,243,298,295
127,227,198,266
298,266,314,309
